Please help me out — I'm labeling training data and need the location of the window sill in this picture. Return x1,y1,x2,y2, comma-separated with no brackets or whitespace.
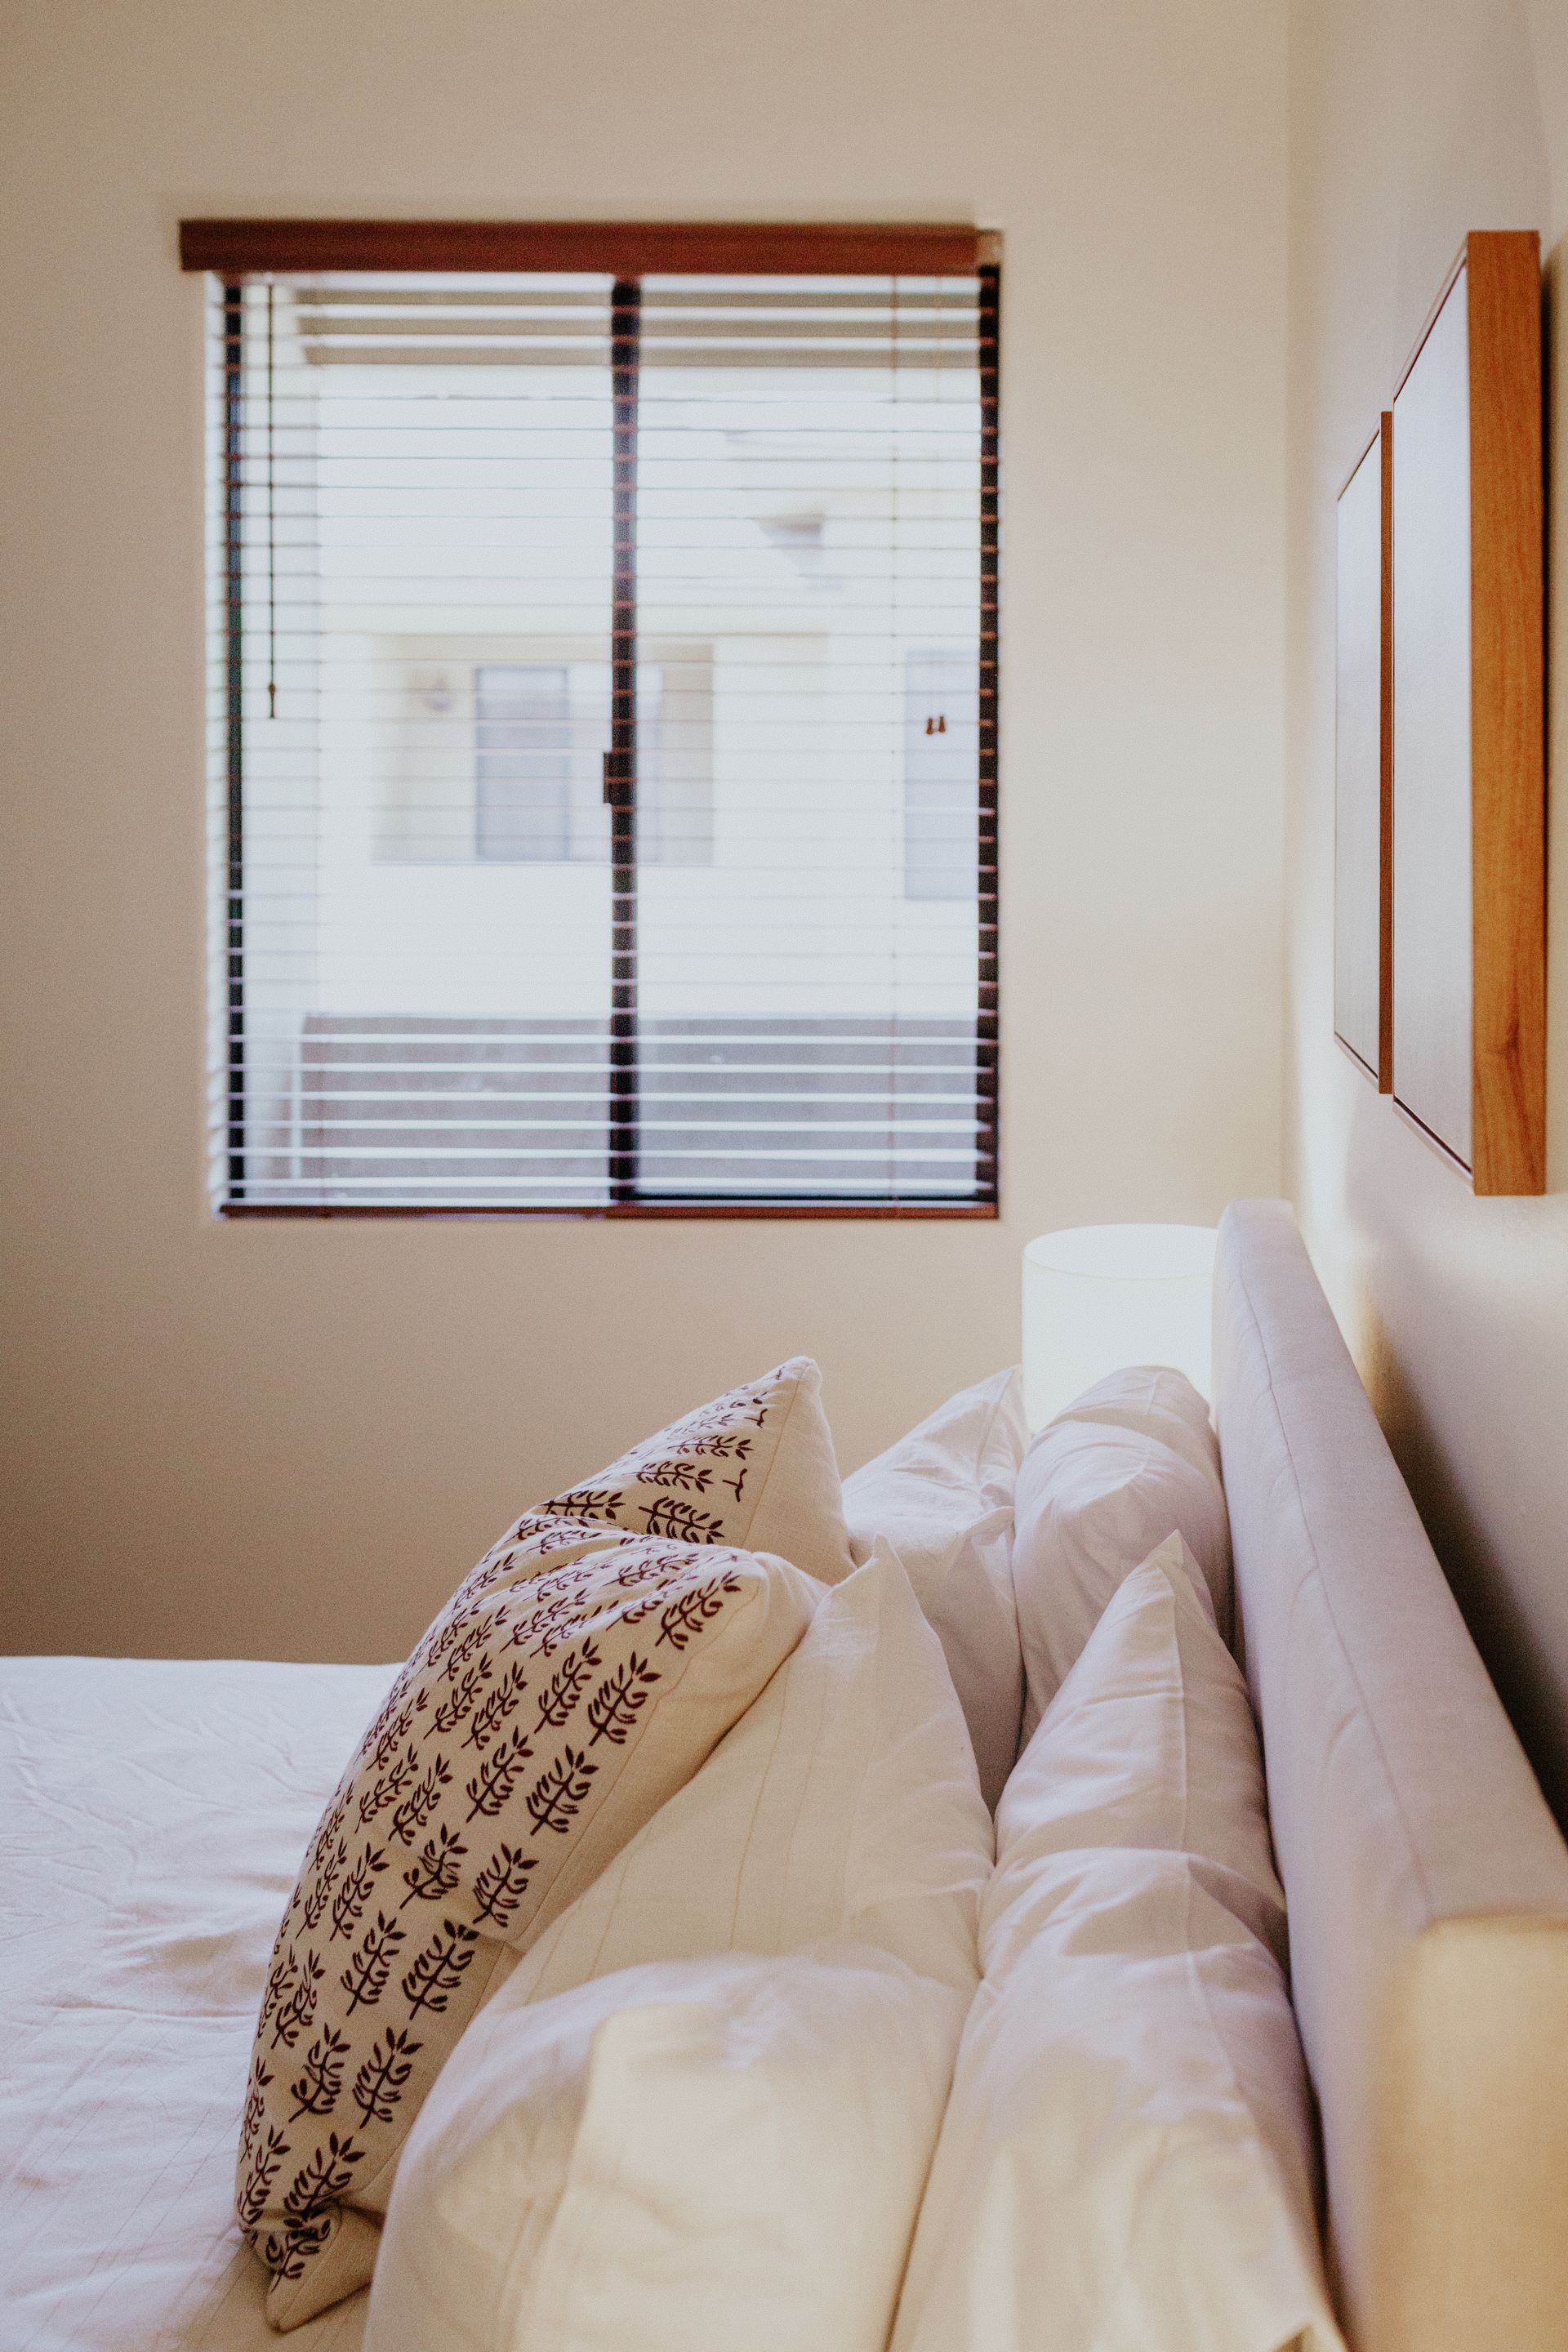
218,1201,1000,1223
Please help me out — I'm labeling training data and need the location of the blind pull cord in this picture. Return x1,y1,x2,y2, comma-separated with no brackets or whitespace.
266,278,277,719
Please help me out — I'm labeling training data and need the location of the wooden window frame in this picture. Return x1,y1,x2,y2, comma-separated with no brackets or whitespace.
189,221,1000,1222
180,219,1000,278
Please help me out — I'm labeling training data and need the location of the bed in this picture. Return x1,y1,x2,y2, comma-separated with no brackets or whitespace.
3,1200,1567,2351
0,1659,389,2350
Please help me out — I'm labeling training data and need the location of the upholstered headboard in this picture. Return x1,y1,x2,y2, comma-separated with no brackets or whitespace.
1213,1201,1568,2352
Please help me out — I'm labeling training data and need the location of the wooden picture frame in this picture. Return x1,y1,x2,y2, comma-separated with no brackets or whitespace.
1334,416,1393,1089
1389,229,1545,1195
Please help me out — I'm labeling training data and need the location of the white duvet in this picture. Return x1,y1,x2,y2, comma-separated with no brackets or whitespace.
0,1655,394,2352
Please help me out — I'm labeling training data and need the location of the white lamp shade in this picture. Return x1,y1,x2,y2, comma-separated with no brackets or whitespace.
1022,1223,1218,1432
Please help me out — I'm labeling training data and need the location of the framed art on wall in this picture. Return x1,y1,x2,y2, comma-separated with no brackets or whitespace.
1389,229,1545,1196
1334,415,1392,1090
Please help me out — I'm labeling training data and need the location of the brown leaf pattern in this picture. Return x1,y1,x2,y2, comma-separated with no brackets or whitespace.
338,1911,405,2015
638,1457,714,1492
357,1743,420,1831
532,1640,601,1731
237,2126,289,2234
266,1944,323,2052
523,1744,598,1836
287,2027,351,2124
533,1365,800,1549
238,1506,782,2318
351,2027,421,2127
327,1843,388,1943
538,1486,626,1521
400,1918,481,2017
470,1840,539,1930
389,1754,453,1847
238,2057,274,2164
265,2132,366,2282
463,1722,536,1823
300,1836,348,1934
430,1657,493,1738
399,1822,467,1910
639,1495,728,1544
657,1571,744,1651
586,1654,662,1745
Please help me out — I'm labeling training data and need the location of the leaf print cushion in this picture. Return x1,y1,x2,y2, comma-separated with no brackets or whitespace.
537,1356,858,1586
238,1514,821,2332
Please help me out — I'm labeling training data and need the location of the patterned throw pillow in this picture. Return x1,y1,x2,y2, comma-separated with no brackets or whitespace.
537,1356,857,1586
238,1513,820,2332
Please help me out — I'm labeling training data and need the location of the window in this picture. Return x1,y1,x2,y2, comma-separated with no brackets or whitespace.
194,221,998,1213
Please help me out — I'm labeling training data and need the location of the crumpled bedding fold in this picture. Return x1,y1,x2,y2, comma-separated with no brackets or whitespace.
0,1655,394,2351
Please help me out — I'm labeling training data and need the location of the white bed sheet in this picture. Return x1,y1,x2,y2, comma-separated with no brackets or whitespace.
0,1654,396,2352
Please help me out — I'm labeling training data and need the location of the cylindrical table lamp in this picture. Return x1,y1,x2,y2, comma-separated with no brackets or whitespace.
1022,1223,1218,1432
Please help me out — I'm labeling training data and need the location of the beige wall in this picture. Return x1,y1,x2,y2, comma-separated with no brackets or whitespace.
1285,0,1568,1815
0,0,1287,1664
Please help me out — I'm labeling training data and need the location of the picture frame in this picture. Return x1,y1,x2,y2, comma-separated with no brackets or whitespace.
1334,414,1392,1091
1388,229,1545,1195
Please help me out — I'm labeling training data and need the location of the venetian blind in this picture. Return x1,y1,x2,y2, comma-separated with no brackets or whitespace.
205,253,997,1209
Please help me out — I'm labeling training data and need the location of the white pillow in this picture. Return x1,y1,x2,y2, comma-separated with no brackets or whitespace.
365,1545,991,2350
843,1367,1028,1809
1013,1372,1232,1737
1048,1363,1223,1487
364,1944,960,2352
893,1539,1343,2352
989,1529,1281,1975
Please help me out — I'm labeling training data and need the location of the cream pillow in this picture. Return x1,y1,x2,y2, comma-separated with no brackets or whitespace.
364,1944,960,2352
238,1515,819,2330
1013,1377,1232,1737
893,1541,1343,2352
501,1539,993,2005
537,1355,857,1584
843,1368,1028,1810
363,1544,991,2352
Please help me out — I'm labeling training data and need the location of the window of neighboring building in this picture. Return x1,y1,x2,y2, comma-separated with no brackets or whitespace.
474,662,579,862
